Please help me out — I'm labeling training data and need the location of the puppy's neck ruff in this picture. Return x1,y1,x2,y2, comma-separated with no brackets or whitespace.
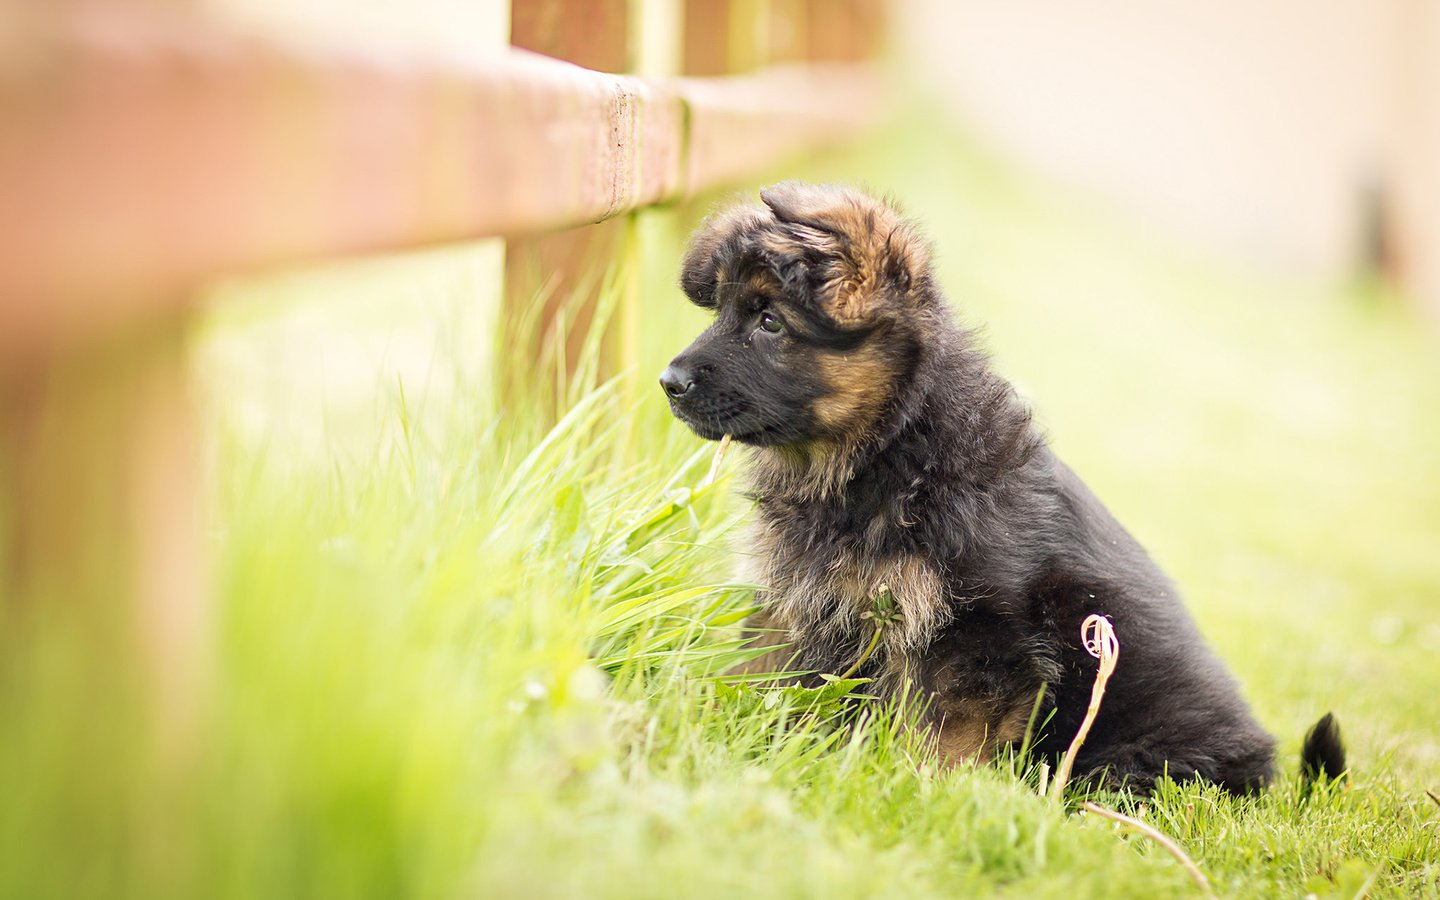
747,439,864,503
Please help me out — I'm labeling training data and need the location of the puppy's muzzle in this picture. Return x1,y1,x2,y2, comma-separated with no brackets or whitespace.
659,363,695,399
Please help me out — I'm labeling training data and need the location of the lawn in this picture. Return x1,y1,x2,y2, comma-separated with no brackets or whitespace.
2,117,1437,898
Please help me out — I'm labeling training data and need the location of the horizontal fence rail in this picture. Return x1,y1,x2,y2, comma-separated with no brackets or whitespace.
0,6,881,358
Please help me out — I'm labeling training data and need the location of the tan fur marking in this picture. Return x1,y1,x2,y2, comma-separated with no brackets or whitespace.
746,270,781,298
932,698,1031,764
813,345,895,433
824,270,873,325
759,182,931,326
994,702,1034,747
934,716,993,763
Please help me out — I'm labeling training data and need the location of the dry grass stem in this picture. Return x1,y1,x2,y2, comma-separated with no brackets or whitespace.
702,433,734,487
1426,789,1440,810
1082,802,1213,895
1050,614,1119,800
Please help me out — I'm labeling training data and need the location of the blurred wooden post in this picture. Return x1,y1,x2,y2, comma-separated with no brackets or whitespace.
507,0,641,383
511,0,631,71
1387,0,1440,321
800,0,887,63
683,0,770,75
681,0,884,75
1,316,205,745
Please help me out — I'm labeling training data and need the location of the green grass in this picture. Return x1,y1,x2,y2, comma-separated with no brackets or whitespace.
3,118,1438,898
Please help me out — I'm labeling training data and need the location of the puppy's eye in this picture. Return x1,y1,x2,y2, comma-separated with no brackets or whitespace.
758,312,784,334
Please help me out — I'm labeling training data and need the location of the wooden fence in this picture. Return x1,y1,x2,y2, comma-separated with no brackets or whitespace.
0,0,887,724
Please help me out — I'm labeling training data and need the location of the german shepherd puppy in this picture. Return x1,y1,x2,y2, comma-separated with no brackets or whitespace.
661,182,1344,793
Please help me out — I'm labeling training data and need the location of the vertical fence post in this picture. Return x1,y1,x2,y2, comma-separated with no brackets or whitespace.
683,0,772,76
1,312,205,751
506,0,636,390
1388,0,1440,320
800,0,887,63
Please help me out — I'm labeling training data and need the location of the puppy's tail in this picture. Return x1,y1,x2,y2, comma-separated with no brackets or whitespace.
1300,712,1347,784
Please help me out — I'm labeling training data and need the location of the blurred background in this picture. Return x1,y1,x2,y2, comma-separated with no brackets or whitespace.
906,0,1440,295
1,1,1437,897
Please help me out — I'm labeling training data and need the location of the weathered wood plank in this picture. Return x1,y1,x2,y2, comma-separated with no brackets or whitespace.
682,63,882,190
0,6,878,358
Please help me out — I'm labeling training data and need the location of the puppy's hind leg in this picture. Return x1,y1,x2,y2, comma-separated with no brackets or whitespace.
932,699,1034,766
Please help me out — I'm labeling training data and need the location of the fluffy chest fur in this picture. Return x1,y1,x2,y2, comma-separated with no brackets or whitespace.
745,490,952,682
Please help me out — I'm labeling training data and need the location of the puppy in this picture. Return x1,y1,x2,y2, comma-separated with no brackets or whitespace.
661,182,1343,793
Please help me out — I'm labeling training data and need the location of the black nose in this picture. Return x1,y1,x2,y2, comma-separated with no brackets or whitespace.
659,364,694,398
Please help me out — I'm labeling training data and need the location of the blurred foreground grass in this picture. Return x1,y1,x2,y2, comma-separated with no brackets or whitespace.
2,119,1438,898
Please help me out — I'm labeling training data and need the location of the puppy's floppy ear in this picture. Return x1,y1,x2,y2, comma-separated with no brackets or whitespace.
760,181,928,301
680,205,767,308
759,181,859,237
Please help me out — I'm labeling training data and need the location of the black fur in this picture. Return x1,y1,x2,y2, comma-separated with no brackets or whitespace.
664,183,1342,794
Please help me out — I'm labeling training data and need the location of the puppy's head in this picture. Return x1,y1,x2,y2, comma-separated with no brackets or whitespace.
662,182,934,447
